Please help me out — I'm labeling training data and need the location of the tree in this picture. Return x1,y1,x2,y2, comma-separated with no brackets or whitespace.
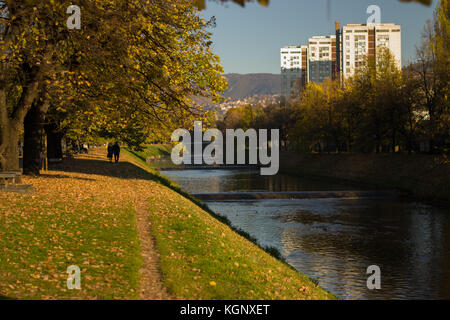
399,65,424,153
415,0,449,153
289,48,408,154
264,104,296,151
1,1,66,171
374,48,404,153
1,0,227,174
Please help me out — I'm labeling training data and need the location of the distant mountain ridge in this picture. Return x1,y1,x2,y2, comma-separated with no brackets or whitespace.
223,73,281,100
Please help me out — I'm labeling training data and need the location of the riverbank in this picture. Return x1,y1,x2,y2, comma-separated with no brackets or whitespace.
131,144,172,162
0,149,335,300
125,150,336,299
280,152,450,204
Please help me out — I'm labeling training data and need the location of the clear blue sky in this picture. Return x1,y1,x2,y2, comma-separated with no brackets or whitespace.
202,0,438,74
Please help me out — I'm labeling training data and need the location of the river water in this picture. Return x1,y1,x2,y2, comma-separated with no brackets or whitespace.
160,168,450,300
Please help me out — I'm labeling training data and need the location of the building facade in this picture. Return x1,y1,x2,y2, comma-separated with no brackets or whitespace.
307,35,337,83
280,46,308,100
342,23,401,78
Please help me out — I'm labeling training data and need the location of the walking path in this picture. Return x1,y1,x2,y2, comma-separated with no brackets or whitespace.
77,148,173,300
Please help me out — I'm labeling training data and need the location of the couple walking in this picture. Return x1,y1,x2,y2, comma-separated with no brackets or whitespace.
107,142,120,163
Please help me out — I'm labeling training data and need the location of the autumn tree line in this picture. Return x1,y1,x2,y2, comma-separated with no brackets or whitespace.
0,0,443,176
220,0,449,154
0,0,228,175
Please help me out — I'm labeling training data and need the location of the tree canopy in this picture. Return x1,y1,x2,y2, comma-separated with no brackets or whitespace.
1,0,227,171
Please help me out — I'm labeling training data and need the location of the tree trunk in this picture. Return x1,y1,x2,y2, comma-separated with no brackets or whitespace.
1,65,44,172
0,124,20,172
46,122,63,160
23,101,46,176
0,89,20,171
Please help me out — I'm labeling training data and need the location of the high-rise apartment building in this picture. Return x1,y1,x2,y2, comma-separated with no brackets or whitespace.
281,22,401,98
342,23,401,78
280,45,308,99
307,35,337,83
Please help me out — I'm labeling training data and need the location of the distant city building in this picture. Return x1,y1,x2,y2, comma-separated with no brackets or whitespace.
308,35,337,83
342,23,401,78
281,22,402,98
280,46,308,100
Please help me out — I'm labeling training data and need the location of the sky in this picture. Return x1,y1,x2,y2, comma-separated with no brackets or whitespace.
202,0,438,74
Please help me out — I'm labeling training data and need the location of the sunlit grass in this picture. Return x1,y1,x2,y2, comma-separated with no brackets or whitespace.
126,150,337,300
0,173,142,300
0,149,336,300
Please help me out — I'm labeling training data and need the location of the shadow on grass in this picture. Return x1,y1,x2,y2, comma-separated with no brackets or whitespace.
38,174,97,181
0,295,14,300
50,157,189,203
50,158,160,181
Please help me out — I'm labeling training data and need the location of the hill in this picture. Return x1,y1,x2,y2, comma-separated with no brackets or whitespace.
223,73,281,100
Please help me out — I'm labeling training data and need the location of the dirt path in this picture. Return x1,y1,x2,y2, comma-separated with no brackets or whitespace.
134,201,173,300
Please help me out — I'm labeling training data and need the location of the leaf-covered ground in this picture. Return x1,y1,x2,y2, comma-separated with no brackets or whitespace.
0,151,153,299
0,148,335,300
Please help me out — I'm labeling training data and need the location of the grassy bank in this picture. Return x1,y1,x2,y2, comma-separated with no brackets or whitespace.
0,161,143,299
0,149,335,300
125,149,336,299
280,152,450,203
131,144,172,161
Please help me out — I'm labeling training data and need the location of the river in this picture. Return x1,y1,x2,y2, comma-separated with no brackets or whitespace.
159,167,450,300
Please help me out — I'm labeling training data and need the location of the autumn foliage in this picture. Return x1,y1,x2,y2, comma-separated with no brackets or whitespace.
0,0,227,171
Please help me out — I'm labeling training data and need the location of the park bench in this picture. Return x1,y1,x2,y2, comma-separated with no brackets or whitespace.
0,171,22,189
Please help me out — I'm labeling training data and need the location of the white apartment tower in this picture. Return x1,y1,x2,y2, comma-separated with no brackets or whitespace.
342,23,401,78
280,46,308,100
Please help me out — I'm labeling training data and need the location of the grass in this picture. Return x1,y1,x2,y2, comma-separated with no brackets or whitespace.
131,144,172,161
0,149,336,300
0,170,142,299
125,149,337,300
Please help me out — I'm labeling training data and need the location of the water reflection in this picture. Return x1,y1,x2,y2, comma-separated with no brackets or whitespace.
160,169,368,194
161,169,450,299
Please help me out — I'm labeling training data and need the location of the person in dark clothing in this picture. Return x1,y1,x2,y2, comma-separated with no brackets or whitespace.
107,143,113,163
112,142,120,163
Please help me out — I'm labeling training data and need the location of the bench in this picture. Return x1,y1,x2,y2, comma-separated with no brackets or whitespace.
0,171,22,188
